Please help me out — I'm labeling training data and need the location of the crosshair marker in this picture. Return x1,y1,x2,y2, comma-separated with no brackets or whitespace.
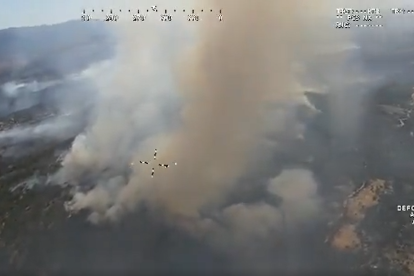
136,149,177,178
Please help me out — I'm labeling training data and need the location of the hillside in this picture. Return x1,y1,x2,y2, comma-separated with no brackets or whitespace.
0,20,115,84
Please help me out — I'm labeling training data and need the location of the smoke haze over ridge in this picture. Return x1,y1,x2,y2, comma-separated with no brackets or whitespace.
54,0,364,270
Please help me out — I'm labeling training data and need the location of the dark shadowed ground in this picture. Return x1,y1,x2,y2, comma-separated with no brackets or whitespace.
2,21,414,276
2,82,414,276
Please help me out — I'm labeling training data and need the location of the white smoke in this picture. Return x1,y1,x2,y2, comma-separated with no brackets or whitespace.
54,0,363,266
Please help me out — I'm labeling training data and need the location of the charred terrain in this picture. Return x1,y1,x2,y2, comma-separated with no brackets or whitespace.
2,21,414,275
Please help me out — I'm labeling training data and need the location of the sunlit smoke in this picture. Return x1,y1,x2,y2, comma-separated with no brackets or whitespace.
56,0,364,268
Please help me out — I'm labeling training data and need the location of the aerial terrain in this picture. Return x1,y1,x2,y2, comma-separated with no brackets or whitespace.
2,2,414,275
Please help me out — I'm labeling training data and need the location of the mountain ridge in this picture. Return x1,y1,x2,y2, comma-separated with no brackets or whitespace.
0,20,114,84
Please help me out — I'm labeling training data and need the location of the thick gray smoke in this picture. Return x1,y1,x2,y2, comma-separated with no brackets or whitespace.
56,0,362,267
0,115,81,144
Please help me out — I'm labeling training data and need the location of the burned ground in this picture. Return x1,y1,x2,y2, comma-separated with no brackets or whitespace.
1,81,414,275
2,19,414,275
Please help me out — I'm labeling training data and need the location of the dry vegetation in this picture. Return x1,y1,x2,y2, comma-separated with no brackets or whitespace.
329,179,386,251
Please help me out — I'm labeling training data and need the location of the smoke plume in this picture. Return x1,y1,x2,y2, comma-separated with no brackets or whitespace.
57,0,357,267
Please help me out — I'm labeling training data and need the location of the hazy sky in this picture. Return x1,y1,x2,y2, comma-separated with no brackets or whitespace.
0,0,196,29
1,0,413,29
0,0,94,28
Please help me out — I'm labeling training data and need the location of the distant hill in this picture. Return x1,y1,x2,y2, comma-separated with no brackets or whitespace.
0,20,115,84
